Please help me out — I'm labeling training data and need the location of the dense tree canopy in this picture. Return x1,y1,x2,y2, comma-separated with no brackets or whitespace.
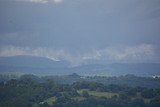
0,75,160,107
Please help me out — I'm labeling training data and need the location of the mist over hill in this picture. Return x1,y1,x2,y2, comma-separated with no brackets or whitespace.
0,55,159,77
0,55,70,75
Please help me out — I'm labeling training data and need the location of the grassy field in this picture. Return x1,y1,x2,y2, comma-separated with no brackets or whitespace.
78,89,152,103
44,97,56,106
32,97,56,107
78,89,118,98
88,91,118,98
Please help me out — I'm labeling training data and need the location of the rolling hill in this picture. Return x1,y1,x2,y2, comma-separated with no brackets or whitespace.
0,55,160,76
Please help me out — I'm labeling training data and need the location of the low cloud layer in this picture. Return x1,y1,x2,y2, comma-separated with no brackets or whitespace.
0,44,158,66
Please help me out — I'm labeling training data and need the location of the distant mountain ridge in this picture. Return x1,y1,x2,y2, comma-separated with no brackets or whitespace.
0,55,70,75
72,63,160,77
0,55,160,76
0,55,69,68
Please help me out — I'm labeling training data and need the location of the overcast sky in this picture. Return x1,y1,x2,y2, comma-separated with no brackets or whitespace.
0,0,160,66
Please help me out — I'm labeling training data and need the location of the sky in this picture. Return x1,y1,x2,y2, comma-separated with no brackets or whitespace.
0,0,160,66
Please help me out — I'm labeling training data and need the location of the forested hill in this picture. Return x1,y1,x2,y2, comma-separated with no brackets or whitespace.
0,74,160,107
1,74,160,88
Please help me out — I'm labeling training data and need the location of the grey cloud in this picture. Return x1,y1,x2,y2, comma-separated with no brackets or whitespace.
16,0,63,4
0,0,160,66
